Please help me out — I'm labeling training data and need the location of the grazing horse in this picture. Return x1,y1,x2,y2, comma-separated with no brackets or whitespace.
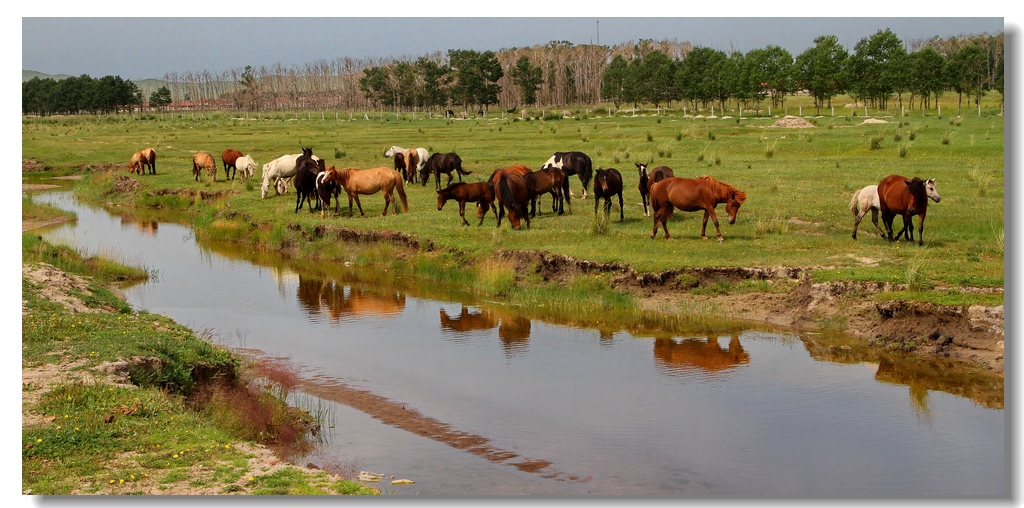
324,166,409,217
877,175,941,246
421,152,472,190
637,163,651,216
129,148,156,175
384,146,428,183
541,151,593,200
490,166,531,230
850,184,886,240
593,168,624,221
234,155,257,181
524,167,566,217
192,152,216,182
292,148,322,213
437,181,497,226
260,152,321,198
650,176,747,242
392,152,407,180
221,149,244,180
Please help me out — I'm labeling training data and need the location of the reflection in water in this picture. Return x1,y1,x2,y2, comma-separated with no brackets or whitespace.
652,335,750,377
439,306,531,357
121,216,159,236
297,275,406,323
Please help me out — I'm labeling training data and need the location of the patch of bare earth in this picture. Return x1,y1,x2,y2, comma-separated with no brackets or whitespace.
769,115,816,128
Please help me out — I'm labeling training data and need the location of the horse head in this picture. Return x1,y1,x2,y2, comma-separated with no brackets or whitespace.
301,147,313,158
384,146,398,157
924,178,941,203
436,190,447,211
726,189,748,224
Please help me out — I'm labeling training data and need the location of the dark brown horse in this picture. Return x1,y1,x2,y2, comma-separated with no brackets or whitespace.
650,175,747,241
636,163,651,216
292,147,322,213
221,148,244,180
392,152,407,181
421,152,472,190
877,175,941,246
541,151,593,200
315,168,342,217
437,182,497,226
593,168,624,221
490,166,531,230
524,167,566,217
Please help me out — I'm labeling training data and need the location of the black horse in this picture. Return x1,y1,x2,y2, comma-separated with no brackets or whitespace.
593,168,624,221
293,147,323,213
541,151,593,200
421,152,473,191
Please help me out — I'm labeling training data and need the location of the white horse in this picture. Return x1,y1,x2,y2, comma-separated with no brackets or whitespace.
235,155,257,181
384,145,429,173
850,184,885,239
261,153,321,198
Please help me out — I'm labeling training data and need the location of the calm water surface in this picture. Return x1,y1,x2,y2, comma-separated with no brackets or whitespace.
31,189,1005,497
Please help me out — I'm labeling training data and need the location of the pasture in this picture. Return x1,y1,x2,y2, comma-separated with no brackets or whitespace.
21,97,1005,298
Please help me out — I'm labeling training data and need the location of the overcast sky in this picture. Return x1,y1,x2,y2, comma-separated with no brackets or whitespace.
20,13,1008,81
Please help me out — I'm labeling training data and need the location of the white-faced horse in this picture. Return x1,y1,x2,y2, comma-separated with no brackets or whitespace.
261,153,321,198
235,155,257,181
850,184,885,240
541,151,594,200
384,145,429,181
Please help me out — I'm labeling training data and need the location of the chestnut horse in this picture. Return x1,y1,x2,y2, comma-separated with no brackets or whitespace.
392,152,408,181
322,166,408,217
593,168,624,221
192,152,216,182
489,166,531,230
129,148,156,175
221,149,244,180
650,175,747,241
421,152,472,190
877,175,941,246
524,167,566,217
437,181,497,226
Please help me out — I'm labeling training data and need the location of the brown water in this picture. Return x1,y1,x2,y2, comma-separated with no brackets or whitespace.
31,189,1006,497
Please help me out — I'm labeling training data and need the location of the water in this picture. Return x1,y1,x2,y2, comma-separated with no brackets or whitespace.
28,189,1006,497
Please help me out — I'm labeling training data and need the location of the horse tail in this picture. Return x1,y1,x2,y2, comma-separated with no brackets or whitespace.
395,175,409,213
456,155,472,175
499,174,520,218
849,188,862,216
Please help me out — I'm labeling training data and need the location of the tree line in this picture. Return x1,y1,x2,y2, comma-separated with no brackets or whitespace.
22,29,1002,117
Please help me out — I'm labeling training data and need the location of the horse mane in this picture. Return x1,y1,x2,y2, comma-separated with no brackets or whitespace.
698,175,746,203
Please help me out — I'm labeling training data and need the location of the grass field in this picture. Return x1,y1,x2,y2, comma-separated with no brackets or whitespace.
22,94,1005,297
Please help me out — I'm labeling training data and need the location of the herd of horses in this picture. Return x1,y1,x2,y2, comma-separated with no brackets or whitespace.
126,145,940,244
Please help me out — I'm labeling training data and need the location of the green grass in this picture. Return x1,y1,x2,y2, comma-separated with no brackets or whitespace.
23,92,1004,303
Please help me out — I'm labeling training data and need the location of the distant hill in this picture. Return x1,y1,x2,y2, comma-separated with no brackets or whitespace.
23,70,74,82
23,70,170,96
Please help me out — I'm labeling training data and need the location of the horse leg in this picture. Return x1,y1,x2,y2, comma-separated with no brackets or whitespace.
917,214,925,246
852,209,865,239
618,192,624,221
870,209,885,238
459,201,470,226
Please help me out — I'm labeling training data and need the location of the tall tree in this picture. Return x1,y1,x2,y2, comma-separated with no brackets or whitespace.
677,46,727,110
795,35,848,112
448,49,504,113
847,29,907,109
509,55,543,106
601,54,629,110
745,45,795,109
908,46,945,110
149,86,172,110
946,43,988,113
415,57,452,111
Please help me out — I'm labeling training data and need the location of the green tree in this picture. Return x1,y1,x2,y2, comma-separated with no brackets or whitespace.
795,35,848,112
908,47,945,110
634,50,676,109
677,46,727,110
601,54,629,110
359,66,395,110
946,43,987,113
847,29,907,109
415,57,451,111
448,49,504,113
509,55,543,106
745,45,794,109
149,86,173,110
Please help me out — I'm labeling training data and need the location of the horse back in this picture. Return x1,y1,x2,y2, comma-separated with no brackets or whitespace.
222,149,243,165
877,174,917,214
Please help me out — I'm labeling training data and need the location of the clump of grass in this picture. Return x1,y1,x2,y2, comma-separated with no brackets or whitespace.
905,259,934,291
893,129,903,142
754,214,789,236
476,257,517,296
909,124,921,141
941,130,954,145
590,210,610,236
645,131,654,142
899,141,912,158
333,147,345,158
764,137,779,158
869,132,884,150
707,130,716,141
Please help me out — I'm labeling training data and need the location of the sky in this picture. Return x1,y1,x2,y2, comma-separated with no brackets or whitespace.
20,12,1009,81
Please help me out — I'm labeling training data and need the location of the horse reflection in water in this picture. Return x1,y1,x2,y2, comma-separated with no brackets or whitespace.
296,276,406,323
652,335,750,377
439,306,531,357
120,217,158,236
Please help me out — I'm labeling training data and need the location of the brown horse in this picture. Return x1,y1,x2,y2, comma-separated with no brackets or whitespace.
129,148,156,175
221,148,244,180
437,182,497,226
877,175,941,246
403,149,421,184
524,167,566,217
392,152,408,181
490,166,531,230
421,152,472,190
650,175,747,241
636,163,651,215
192,152,216,182
322,166,408,217
593,168,624,221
